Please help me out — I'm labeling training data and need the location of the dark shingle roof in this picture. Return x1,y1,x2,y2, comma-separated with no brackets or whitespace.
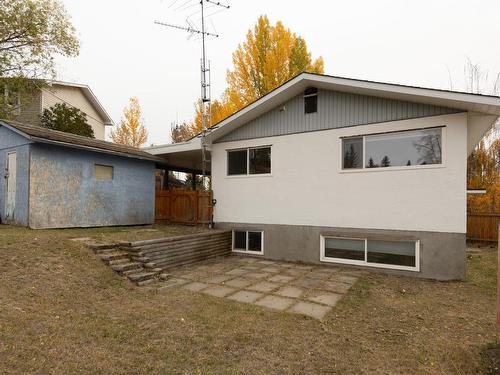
1,120,164,162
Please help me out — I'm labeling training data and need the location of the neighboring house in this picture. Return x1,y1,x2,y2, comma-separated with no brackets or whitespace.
0,120,162,229
2,80,113,140
148,73,500,281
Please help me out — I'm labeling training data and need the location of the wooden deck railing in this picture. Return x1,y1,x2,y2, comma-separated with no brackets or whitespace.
467,212,500,242
155,190,213,225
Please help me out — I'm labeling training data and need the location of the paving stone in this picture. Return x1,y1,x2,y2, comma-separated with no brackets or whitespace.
293,265,314,270
204,275,233,284
246,281,280,293
334,275,358,285
203,285,236,298
237,257,259,263
254,295,294,311
289,302,332,320
157,278,190,291
242,265,262,270
307,293,342,307
183,282,209,292
245,272,269,279
268,274,295,283
308,270,336,280
320,281,352,294
275,286,304,298
227,290,263,304
283,269,305,277
261,267,281,273
226,268,248,276
291,278,322,289
257,260,276,265
224,278,253,288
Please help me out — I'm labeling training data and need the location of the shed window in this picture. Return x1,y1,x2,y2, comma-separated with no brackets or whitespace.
94,164,113,180
304,87,318,114
227,149,248,175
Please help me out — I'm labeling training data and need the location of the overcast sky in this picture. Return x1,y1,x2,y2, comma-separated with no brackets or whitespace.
55,0,500,145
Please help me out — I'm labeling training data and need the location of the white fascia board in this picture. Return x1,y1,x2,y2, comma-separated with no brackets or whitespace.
144,137,202,155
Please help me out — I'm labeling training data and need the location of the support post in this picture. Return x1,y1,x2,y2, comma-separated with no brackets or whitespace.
191,173,197,191
165,170,169,190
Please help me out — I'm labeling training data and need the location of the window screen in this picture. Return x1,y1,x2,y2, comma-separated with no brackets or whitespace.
249,147,271,174
304,87,318,114
248,232,262,252
94,164,113,180
342,137,363,169
227,149,248,175
233,231,247,250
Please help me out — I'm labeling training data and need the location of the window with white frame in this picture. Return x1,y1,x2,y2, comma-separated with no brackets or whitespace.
232,230,264,254
227,146,271,176
320,236,419,271
342,127,443,170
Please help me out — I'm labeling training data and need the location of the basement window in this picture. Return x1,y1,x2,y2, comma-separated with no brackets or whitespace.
304,87,318,114
232,230,264,255
320,236,419,271
94,164,113,180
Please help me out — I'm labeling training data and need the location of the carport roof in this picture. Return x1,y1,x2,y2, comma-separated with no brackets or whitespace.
0,120,164,162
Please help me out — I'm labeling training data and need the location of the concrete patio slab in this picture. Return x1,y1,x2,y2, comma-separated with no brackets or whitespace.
224,278,253,288
255,295,295,311
275,286,304,298
334,275,358,285
237,257,259,263
307,293,342,307
291,278,322,289
203,285,236,298
289,302,332,320
246,281,280,293
225,268,249,276
320,281,352,294
228,290,263,304
245,272,269,279
204,275,233,284
257,260,276,265
183,282,209,292
268,275,295,283
261,267,281,273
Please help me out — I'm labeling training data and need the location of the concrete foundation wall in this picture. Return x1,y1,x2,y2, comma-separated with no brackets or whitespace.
216,222,466,280
0,127,30,225
28,143,155,228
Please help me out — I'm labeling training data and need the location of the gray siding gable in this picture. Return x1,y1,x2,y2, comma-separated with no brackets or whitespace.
215,89,462,143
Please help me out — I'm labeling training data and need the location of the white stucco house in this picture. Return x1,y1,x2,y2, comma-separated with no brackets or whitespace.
146,73,500,280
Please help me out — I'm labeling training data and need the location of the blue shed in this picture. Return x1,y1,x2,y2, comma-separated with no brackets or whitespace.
0,120,162,229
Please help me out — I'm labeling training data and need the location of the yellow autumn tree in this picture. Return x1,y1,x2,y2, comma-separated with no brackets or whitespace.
173,15,324,142
111,97,148,147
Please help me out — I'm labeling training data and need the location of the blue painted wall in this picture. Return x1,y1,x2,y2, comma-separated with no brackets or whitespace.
0,126,30,226
29,143,156,228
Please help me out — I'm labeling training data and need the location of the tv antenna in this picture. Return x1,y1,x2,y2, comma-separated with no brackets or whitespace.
155,0,230,180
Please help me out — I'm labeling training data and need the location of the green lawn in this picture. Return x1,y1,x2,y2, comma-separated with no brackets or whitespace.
0,225,498,374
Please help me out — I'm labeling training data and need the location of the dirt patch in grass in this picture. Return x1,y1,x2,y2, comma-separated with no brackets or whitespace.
0,225,498,374
35,224,210,244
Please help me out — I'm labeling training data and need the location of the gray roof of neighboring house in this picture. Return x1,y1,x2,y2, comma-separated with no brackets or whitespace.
0,120,163,162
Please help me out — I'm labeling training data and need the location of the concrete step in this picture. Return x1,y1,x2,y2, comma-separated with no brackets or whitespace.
127,271,158,283
99,252,130,264
111,262,142,273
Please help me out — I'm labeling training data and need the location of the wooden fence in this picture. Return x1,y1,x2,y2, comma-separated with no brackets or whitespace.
467,212,500,242
155,190,213,225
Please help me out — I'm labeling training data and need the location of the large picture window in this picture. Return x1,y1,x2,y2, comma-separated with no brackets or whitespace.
227,146,271,176
320,236,419,271
342,127,443,170
232,230,264,254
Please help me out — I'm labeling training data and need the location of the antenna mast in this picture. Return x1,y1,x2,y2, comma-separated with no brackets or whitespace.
155,0,230,180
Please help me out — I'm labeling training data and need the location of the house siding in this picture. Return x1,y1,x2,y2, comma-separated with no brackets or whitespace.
0,127,30,225
216,89,462,143
41,85,107,140
211,112,468,280
12,89,42,126
28,143,155,229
